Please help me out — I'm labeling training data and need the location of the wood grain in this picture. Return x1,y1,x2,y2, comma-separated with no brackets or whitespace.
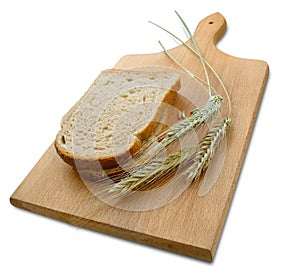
10,13,269,261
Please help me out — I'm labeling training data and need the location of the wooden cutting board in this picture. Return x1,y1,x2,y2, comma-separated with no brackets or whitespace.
10,13,269,261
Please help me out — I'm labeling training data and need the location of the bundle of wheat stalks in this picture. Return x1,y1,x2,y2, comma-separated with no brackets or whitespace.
95,11,232,199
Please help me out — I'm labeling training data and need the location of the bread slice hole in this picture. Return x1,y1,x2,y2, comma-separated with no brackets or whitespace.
61,135,66,144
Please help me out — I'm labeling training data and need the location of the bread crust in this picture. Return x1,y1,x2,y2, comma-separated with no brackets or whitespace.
54,69,180,171
54,133,142,170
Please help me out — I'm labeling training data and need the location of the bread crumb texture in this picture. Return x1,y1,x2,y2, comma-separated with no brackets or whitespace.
55,69,180,168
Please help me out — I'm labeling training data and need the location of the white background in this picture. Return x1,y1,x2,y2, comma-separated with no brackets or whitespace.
1,1,299,274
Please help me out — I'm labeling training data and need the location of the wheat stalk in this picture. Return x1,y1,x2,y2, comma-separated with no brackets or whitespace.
186,117,231,182
108,117,231,195
136,94,222,157
108,145,198,195
159,95,222,143
174,11,212,96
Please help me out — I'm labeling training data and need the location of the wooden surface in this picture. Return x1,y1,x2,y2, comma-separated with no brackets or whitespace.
10,13,269,262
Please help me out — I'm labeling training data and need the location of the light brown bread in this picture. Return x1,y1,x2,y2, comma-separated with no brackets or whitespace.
54,69,180,170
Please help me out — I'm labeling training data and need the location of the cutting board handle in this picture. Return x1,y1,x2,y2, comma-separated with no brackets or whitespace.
115,12,227,70
193,12,226,47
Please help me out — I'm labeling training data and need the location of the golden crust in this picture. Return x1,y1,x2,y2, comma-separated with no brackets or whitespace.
54,134,142,170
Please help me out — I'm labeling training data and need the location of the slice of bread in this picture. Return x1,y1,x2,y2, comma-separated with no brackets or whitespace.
55,69,181,170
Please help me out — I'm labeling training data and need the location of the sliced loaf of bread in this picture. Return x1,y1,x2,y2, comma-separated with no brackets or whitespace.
55,69,180,170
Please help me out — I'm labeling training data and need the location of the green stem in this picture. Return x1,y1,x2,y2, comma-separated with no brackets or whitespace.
174,11,212,96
